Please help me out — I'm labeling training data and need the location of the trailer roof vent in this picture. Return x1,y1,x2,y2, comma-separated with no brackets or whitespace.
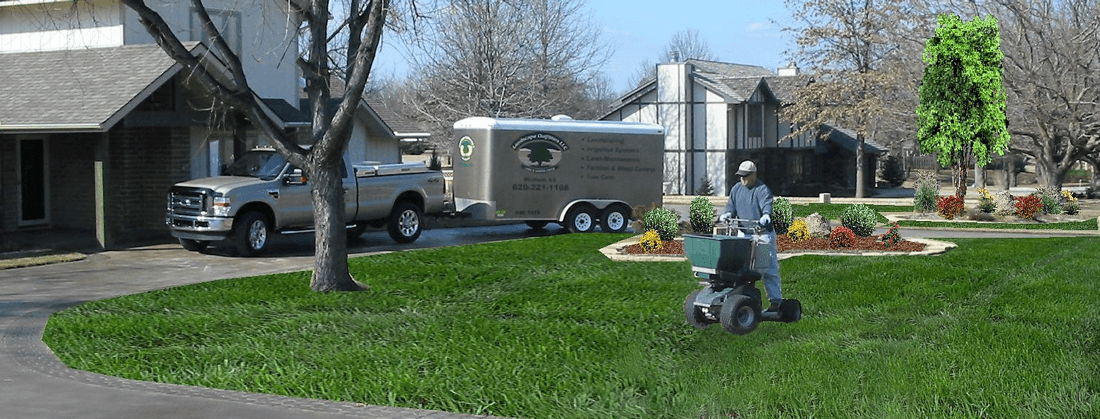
551,115,574,121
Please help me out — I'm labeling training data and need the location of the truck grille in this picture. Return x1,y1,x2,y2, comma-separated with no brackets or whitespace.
167,187,211,216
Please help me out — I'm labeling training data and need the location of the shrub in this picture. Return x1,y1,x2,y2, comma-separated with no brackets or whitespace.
977,188,995,213
913,171,939,213
689,196,716,234
878,223,902,249
1062,190,1080,215
772,197,794,234
829,226,856,249
879,155,907,187
787,219,810,243
643,207,680,241
1014,194,1043,219
840,204,879,237
695,177,715,196
936,195,966,220
993,191,1016,216
638,230,663,253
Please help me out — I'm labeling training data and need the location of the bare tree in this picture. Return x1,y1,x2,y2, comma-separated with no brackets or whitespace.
401,0,609,142
122,0,389,292
629,28,717,88
779,0,922,197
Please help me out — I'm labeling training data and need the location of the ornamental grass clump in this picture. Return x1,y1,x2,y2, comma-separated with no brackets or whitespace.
772,197,794,234
643,207,679,241
689,196,716,234
1014,194,1043,219
1037,186,1063,215
840,204,879,237
936,195,966,220
638,230,663,253
787,219,810,243
913,171,939,213
829,226,856,249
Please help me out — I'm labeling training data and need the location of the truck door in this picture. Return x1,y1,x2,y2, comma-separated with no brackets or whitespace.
343,161,358,221
276,164,314,228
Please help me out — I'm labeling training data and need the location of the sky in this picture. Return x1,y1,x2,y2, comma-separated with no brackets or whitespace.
369,0,797,96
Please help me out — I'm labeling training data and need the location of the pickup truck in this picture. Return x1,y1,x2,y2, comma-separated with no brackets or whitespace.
166,148,447,256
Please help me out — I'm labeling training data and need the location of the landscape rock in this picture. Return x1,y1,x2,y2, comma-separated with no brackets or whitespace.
805,212,832,238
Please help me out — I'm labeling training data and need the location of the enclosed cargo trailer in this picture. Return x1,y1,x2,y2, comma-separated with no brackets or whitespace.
452,116,664,233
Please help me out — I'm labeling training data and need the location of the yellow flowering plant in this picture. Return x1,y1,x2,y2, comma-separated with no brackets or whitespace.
639,230,663,253
786,219,810,243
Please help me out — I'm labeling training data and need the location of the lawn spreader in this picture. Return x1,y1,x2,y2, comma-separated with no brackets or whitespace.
683,219,801,335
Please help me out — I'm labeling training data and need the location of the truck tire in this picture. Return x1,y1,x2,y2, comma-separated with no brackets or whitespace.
235,211,270,257
346,224,368,241
600,204,632,233
179,238,209,252
388,201,423,243
565,204,597,233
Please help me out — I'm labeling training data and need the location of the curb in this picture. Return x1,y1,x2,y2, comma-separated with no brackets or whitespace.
600,236,958,263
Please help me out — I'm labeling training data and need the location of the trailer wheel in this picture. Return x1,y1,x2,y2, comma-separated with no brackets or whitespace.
235,211,270,257
684,290,713,330
388,201,423,243
565,205,597,233
179,238,209,252
600,204,631,233
719,294,760,335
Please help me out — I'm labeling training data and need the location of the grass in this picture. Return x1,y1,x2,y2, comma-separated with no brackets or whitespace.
789,203,914,224
44,235,1100,419
898,218,1098,231
0,251,86,269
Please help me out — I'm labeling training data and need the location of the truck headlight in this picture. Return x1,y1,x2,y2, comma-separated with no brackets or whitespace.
211,196,231,217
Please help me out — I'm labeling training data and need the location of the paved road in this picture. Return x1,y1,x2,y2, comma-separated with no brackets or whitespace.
0,222,1092,419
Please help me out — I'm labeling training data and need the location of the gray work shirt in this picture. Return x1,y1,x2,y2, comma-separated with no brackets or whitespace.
723,181,774,231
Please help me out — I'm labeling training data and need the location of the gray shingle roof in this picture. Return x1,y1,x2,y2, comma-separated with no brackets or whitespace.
687,59,775,78
0,44,184,132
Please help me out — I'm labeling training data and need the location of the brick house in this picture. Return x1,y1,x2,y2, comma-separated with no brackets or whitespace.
0,0,408,249
601,59,884,196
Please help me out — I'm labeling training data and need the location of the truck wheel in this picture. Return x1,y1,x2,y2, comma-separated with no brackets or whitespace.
388,201,423,243
684,290,712,330
179,238,209,252
235,211,270,257
719,294,760,335
565,205,597,233
600,204,631,233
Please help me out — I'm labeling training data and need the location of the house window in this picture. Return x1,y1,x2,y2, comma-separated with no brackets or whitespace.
747,103,763,147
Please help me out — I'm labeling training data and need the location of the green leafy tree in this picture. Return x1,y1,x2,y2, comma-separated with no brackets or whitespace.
917,13,1009,198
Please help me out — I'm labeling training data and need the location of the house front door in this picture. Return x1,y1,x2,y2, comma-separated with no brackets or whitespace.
18,138,48,225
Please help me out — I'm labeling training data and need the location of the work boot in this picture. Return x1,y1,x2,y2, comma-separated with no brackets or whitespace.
765,301,781,313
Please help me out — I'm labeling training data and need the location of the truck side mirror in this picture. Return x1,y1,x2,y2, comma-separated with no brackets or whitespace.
285,168,308,185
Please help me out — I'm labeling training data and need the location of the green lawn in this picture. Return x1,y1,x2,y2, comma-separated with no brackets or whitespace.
44,235,1100,419
789,203,913,224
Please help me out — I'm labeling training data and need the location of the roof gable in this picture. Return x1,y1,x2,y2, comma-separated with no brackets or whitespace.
0,44,188,132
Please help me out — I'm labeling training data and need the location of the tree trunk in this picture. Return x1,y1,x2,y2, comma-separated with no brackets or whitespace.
1034,159,1070,190
309,160,366,292
855,133,865,198
974,160,986,190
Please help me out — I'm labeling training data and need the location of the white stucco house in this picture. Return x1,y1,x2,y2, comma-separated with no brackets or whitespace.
601,59,883,196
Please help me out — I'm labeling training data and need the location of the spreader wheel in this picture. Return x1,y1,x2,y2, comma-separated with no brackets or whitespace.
684,290,712,330
780,299,802,323
720,294,761,335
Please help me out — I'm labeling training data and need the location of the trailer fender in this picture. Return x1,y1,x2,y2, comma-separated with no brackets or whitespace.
557,200,631,222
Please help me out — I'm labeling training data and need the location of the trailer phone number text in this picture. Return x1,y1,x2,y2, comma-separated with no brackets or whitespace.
512,183,570,191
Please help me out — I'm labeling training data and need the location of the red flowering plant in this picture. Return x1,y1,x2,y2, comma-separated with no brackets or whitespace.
936,195,966,220
1014,194,1043,219
878,222,902,249
829,226,856,249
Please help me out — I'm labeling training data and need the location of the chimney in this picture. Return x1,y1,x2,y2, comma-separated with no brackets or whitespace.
778,63,799,76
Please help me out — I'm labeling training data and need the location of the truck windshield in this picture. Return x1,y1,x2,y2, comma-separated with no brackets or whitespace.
225,151,287,180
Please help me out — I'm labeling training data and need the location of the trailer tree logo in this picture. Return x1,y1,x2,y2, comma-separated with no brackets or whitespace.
458,136,475,166
513,132,568,173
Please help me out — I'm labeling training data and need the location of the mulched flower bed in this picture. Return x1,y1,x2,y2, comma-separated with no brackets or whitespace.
622,235,925,255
